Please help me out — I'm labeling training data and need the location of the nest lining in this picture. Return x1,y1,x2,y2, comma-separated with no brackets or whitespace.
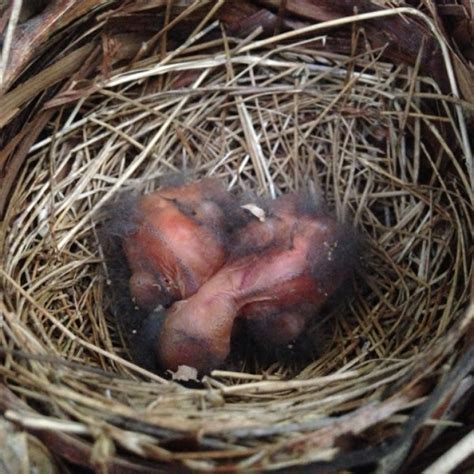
0,23,472,470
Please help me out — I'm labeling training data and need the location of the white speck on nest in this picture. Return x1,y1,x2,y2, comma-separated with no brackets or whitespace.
241,204,266,222
170,365,199,382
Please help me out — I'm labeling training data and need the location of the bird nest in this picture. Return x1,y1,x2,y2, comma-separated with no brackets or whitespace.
0,3,473,473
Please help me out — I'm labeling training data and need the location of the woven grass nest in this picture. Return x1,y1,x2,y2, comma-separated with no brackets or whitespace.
0,2,473,473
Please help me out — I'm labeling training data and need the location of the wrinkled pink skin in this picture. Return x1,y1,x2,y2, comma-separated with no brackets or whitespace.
232,193,325,346
123,180,230,311
240,304,312,347
156,211,347,373
243,309,309,346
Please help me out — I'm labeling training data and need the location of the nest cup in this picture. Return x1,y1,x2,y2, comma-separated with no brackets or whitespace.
0,3,473,472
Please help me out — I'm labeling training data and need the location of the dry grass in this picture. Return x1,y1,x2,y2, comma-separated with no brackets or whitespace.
0,5,473,472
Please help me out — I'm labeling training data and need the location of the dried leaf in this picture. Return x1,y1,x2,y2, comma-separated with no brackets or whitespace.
2,0,114,90
452,54,474,105
0,43,95,128
0,416,58,473
0,2,12,35
0,418,29,474
217,0,279,36
27,434,60,474
257,0,446,84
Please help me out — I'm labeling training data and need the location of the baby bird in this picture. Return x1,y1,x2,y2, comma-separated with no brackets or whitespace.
155,193,357,373
121,179,242,311
237,194,354,350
